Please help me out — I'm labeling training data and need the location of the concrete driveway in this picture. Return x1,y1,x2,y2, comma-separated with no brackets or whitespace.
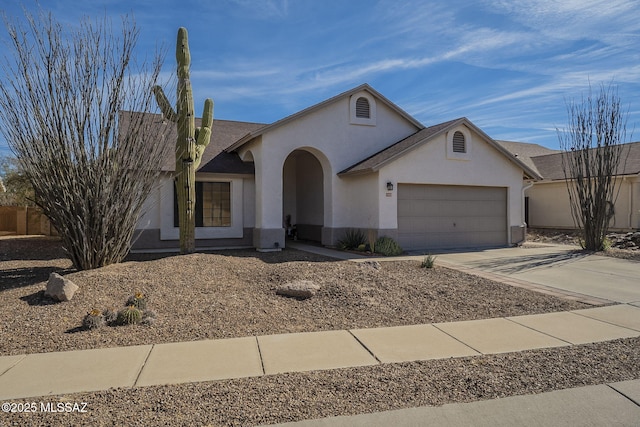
433,244,640,305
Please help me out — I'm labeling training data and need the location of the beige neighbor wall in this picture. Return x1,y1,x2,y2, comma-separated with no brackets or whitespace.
527,176,640,230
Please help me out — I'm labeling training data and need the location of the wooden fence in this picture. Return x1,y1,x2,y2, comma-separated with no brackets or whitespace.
0,206,57,236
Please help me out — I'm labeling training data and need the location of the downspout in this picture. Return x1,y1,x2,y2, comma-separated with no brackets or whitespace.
630,176,636,230
624,176,631,230
519,180,535,244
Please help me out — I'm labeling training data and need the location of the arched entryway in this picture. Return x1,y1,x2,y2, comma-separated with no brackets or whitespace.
282,149,325,242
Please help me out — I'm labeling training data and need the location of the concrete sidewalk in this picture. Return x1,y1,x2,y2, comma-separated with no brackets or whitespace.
1,304,639,401
267,380,640,426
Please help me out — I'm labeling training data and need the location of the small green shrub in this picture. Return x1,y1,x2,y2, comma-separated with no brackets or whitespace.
102,308,117,325
374,236,403,256
357,243,366,252
116,305,143,325
126,291,147,310
421,254,437,268
141,310,157,326
337,229,367,250
82,308,105,330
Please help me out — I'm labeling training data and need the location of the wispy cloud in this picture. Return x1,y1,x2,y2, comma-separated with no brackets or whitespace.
228,0,290,19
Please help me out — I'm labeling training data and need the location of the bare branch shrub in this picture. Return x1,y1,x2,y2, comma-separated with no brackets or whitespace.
0,9,171,269
557,83,630,251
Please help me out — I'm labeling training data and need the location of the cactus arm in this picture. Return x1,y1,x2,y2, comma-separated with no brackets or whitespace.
152,86,177,122
200,98,213,131
193,98,213,168
176,27,190,79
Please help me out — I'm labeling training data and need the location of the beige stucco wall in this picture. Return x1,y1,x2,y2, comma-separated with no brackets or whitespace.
375,125,526,242
136,174,166,229
527,176,640,230
238,90,419,234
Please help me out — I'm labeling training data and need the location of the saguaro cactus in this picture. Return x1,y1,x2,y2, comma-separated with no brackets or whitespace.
153,27,213,254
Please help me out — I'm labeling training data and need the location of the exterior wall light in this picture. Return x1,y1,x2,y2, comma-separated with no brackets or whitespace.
386,182,394,191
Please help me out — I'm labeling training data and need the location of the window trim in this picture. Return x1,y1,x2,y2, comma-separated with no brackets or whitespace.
160,176,244,241
173,180,232,228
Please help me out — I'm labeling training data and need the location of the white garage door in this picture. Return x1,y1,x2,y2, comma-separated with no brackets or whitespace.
397,184,507,251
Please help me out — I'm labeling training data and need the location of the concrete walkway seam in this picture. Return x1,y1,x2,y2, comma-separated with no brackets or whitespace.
346,330,382,364
132,344,155,388
502,316,575,346
571,304,640,332
430,323,484,355
607,383,640,408
256,336,267,376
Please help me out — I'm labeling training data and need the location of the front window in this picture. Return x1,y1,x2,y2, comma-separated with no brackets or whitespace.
202,182,231,227
174,181,231,227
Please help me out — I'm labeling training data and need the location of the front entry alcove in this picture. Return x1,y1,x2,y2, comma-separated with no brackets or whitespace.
282,149,324,242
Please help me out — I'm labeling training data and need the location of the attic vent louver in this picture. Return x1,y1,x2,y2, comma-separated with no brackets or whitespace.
355,97,370,118
452,131,466,153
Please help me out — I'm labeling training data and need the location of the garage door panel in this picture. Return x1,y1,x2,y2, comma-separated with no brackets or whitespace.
397,184,507,251
407,200,501,217
399,185,505,202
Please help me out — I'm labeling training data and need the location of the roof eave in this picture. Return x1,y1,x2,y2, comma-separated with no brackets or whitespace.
340,117,544,180
339,118,466,176
225,132,255,153
225,83,424,154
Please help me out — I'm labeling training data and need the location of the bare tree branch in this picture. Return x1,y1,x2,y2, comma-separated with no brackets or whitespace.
557,83,630,251
0,8,171,270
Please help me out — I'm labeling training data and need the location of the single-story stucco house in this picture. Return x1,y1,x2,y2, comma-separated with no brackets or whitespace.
132,83,544,252
497,141,640,231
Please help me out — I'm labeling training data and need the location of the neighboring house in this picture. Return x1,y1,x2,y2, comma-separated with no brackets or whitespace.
133,84,541,252
498,141,640,231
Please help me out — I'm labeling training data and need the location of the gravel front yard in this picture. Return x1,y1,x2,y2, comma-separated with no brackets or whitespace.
1,236,591,356
1,236,639,426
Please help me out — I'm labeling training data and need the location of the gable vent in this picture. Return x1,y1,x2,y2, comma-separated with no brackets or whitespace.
355,97,370,118
452,131,466,153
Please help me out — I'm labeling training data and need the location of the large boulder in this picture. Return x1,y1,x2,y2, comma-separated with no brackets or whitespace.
45,272,79,302
276,280,321,300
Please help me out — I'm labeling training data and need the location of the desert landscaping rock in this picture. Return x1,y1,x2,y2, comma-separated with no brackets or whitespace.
361,260,381,270
44,271,79,302
607,231,640,250
276,280,321,299
527,228,640,262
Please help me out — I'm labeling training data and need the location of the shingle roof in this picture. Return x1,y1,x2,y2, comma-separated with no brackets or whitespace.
529,141,640,181
122,111,266,174
495,140,560,177
339,118,542,179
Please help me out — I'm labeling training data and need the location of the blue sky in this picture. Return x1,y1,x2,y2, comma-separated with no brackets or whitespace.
1,0,639,156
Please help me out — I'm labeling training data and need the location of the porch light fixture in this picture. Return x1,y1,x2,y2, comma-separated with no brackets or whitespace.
386,182,394,191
